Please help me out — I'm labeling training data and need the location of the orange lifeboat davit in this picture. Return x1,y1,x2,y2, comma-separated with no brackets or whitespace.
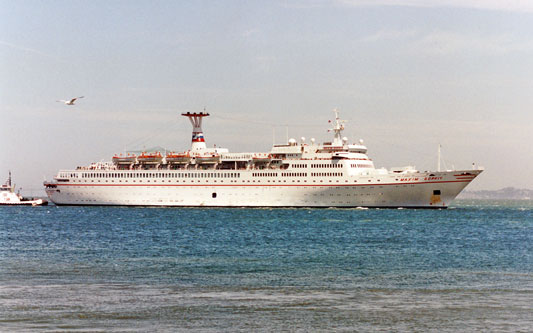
252,153,271,163
196,153,221,164
137,152,163,164
112,153,137,165
166,152,191,164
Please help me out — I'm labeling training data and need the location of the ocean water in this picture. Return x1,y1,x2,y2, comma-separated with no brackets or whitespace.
1,200,532,332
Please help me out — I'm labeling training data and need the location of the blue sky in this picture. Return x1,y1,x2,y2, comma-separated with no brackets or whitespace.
2,0,533,193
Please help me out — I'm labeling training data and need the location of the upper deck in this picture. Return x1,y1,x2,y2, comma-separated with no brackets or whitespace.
81,109,375,174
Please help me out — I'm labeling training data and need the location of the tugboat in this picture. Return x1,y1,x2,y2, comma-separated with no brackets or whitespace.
1,172,48,206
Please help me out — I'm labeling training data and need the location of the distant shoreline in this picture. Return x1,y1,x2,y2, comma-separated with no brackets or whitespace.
458,187,533,200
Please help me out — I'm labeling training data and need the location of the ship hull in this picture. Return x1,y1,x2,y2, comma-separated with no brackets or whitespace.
0,199,48,206
45,170,480,208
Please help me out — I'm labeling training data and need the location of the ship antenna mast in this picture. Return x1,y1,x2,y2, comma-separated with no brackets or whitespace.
438,144,441,172
330,108,346,146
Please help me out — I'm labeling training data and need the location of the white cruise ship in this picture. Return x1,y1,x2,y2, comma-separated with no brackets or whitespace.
44,110,482,208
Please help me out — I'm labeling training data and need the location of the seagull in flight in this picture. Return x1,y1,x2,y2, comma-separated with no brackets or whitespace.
57,96,84,105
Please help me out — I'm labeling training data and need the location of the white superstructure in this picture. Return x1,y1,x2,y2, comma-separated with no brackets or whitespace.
44,110,482,208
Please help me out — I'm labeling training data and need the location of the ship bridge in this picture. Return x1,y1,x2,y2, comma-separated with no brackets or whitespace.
269,109,369,161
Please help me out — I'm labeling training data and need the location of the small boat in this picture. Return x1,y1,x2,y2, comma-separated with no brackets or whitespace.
112,153,137,165
196,153,221,164
166,152,191,164
137,152,163,164
252,153,271,163
1,172,48,206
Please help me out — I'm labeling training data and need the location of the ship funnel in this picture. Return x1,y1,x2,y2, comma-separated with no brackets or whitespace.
181,111,210,151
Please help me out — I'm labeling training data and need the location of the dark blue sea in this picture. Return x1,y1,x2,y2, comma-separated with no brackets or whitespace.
1,200,532,332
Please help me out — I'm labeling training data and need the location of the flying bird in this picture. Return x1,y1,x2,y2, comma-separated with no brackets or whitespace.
57,96,84,105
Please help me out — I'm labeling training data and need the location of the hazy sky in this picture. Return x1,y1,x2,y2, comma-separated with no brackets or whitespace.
2,0,533,194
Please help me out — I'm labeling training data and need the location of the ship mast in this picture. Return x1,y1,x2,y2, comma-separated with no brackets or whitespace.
438,144,441,172
330,109,346,146
181,111,210,151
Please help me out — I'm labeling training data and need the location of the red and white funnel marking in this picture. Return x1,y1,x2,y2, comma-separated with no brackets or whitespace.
181,111,209,151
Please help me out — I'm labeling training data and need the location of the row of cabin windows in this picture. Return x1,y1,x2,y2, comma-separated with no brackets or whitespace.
311,172,343,177
79,172,241,179
350,164,372,168
281,172,307,177
252,172,308,177
311,164,342,168
286,163,346,169
60,173,78,178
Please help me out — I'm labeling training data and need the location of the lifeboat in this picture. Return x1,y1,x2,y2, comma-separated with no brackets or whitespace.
252,153,271,163
112,153,137,165
137,152,163,164
196,153,221,164
166,152,191,164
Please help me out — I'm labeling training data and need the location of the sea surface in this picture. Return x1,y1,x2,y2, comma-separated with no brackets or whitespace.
1,200,532,332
